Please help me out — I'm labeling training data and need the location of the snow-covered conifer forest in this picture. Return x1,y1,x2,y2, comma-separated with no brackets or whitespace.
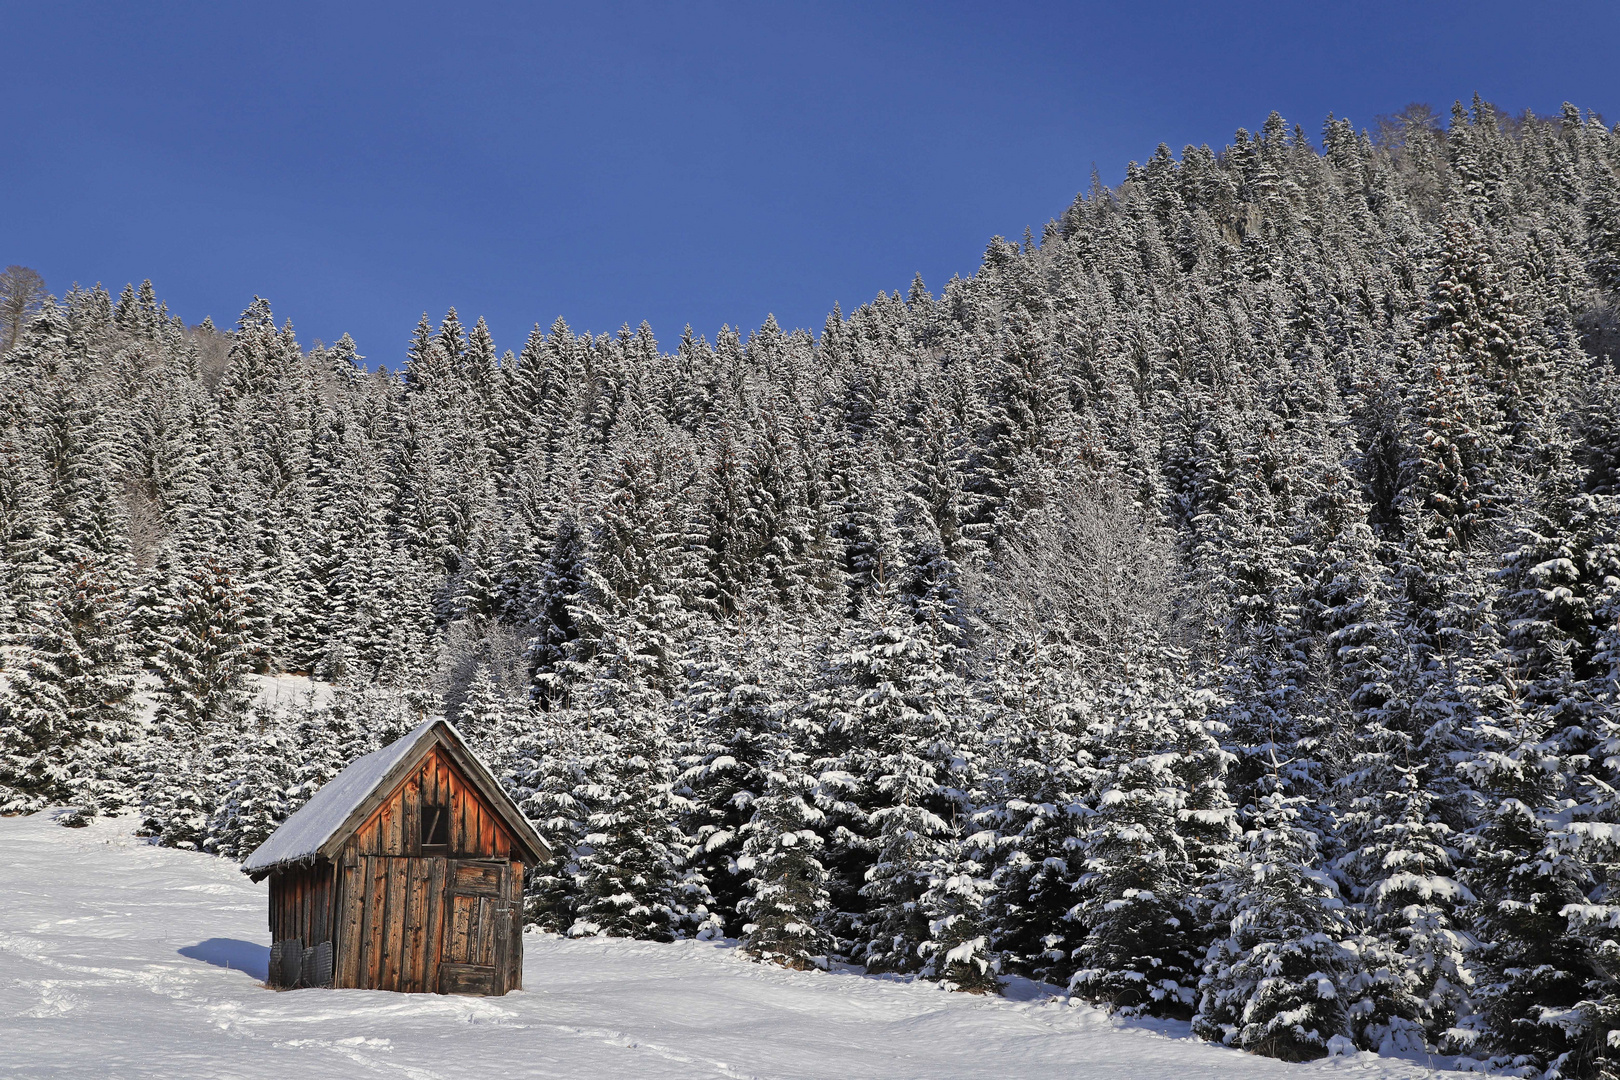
5,99,1620,1074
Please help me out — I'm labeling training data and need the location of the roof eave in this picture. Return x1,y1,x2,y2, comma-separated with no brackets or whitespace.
242,851,330,882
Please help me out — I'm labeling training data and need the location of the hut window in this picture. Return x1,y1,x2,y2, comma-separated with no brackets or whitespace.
422,805,450,851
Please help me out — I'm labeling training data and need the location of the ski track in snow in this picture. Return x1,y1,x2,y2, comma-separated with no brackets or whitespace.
0,813,1467,1079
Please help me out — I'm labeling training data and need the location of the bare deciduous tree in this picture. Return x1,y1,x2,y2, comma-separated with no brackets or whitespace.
1372,102,1441,150
0,265,47,352
973,471,1179,680
187,320,233,388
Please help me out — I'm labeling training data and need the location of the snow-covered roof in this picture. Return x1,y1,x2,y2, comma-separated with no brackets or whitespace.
242,719,440,875
241,718,547,877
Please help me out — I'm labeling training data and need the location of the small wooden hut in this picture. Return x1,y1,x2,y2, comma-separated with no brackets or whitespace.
242,718,549,995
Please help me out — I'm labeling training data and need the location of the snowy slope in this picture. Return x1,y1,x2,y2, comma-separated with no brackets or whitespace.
246,673,337,710
0,813,1465,1080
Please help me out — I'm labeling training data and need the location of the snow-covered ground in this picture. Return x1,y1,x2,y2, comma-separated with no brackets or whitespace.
246,672,337,711
0,813,1464,1080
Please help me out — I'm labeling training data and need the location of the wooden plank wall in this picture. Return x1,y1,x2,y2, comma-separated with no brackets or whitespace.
346,747,515,859
326,746,527,993
336,854,448,992
507,860,524,993
268,864,337,949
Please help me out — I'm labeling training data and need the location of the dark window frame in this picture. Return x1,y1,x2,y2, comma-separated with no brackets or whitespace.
421,804,450,853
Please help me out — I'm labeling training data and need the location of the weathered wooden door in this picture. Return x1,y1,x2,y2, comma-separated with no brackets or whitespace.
438,859,515,995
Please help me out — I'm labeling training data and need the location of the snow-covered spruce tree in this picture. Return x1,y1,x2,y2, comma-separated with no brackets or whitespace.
0,434,56,648
1321,455,1473,1055
838,408,1000,989
1376,212,1514,788
1496,430,1619,765
29,331,133,573
147,557,259,733
139,708,235,852
1194,790,1356,1061
512,701,591,933
838,568,979,977
1587,164,1620,296
455,660,526,782
917,819,999,992
1296,467,1400,736
980,639,1092,987
693,423,758,619
1069,657,1237,1018
1434,421,1620,1075
1453,685,1598,1075
444,517,506,629
565,665,691,942
9,557,142,823
0,563,140,822
1544,703,1620,1080
0,628,71,816
557,422,699,941
286,686,377,810
889,402,1000,992
204,707,296,860
968,252,1067,539
141,557,260,847
525,515,590,708
1187,420,1321,813
1336,751,1474,1054
678,625,781,936
738,707,834,969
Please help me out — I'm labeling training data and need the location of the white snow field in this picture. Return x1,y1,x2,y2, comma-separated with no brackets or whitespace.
245,672,337,711
0,813,1466,1080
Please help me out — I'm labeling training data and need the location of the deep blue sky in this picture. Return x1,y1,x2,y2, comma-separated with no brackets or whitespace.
5,2,1618,366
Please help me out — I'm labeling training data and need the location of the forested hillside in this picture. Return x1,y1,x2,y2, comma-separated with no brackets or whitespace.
5,98,1620,1073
